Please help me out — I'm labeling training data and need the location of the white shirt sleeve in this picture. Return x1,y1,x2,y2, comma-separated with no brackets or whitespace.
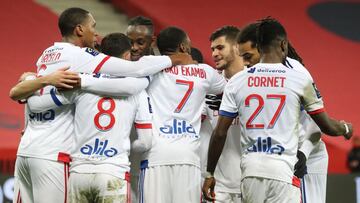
27,88,75,113
298,110,322,159
74,49,172,77
80,73,149,96
132,91,153,153
206,65,227,95
218,81,239,118
301,77,324,114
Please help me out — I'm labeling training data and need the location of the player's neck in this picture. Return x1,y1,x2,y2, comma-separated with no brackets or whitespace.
224,57,244,79
260,52,284,64
62,36,83,48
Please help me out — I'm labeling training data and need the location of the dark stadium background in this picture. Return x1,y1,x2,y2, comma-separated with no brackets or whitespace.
0,0,359,202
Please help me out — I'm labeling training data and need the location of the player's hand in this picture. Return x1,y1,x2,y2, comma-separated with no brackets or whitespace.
294,150,307,178
341,120,353,140
18,72,36,82
45,67,80,89
205,94,222,111
169,53,195,66
202,177,216,201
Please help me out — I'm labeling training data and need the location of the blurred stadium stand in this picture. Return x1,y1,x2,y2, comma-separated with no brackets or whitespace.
0,0,359,202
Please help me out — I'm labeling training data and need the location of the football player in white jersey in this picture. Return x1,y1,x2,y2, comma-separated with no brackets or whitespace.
202,18,353,203
138,26,227,203
125,16,158,203
199,26,244,203
11,7,192,203
237,22,329,203
23,33,154,203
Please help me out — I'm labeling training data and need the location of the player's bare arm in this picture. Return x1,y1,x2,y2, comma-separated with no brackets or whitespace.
9,67,80,101
202,115,233,201
310,111,353,139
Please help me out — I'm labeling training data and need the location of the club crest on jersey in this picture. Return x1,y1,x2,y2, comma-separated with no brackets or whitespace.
29,110,55,121
159,119,197,137
247,137,285,155
312,83,322,98
85,48,100,56
80,138,118,157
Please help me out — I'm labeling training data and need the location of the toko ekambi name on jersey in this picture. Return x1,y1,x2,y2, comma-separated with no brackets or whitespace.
29,110,55,121
247,137,285,155
159,118,198,138
80,138,118,158
163,66,207,79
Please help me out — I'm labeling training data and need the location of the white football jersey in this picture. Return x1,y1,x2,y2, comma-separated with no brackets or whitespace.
17,41,171,161
220,62,324,184
33,89,152,179
69,90,152,179
146,63,226,167
285,57,328,174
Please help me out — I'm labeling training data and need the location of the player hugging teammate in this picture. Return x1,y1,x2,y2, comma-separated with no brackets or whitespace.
10,7,353,203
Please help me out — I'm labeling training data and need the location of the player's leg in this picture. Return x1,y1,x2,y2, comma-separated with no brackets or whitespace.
68,172,93,203
265,179,300,203
30,158,69,203
241,177,267,203
94,173,129,202
301,173,327,203
141,162,171,203
13,156,33,203
230,193,242,203
213,190,231,203
173,164,201,203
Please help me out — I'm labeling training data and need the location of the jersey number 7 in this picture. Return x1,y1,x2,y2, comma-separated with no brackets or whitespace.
174,80,194,113
245,94,286,129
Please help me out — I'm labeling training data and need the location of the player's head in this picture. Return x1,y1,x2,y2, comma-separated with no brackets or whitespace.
100,33,131,60
126,16,155,61
237,23,260,67
58,7,98,49
209,26,240,70
157,26,191,55
256,17,288,62
191,47,204,63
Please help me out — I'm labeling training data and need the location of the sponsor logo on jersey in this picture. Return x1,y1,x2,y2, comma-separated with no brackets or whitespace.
247,137,285,155
85,48,100,56
159,119,197,137
80,138,118,157
257,68,286,74
247,67,256,73
28,110,55,121
312,83,322,98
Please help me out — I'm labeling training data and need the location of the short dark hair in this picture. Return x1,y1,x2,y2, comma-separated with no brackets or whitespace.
58,7,90,37
237,23,258,48
191,47,204,63
128,16,154,35
100,33,131,57
256,17,287,52
209,26,240,42
157,26,187,54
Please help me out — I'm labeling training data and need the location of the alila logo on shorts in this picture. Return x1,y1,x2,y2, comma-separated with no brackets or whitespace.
159,118,197,138
80,138,118,157
247,137,285,155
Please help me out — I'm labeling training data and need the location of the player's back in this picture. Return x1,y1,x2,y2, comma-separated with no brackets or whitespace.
223,62,323,184
69,89,150,179
146,63,226,167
